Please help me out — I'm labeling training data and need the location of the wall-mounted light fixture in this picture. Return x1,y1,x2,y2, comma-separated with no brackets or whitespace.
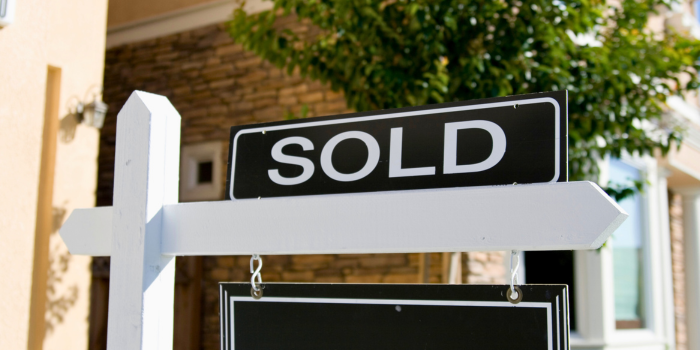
0,0,16,27
76,99,109,129
73,86,109,129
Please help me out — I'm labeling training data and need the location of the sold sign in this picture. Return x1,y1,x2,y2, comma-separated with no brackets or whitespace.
226,91,567,199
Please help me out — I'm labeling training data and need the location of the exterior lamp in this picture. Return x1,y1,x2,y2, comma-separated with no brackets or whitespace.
77,98,109,129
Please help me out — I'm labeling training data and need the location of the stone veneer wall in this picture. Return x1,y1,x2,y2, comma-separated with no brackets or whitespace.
669,192,688,350
99,20,505,350
463,251,506,284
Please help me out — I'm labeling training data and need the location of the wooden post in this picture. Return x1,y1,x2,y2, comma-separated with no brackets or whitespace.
442,252,462,284
418,253,430,283
107,91,181,349
449,252,462,284
441,253,449,283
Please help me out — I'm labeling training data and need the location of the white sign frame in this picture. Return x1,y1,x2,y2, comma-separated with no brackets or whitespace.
59,91,627,350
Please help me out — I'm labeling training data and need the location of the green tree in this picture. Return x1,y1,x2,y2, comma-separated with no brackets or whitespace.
228,0,700,187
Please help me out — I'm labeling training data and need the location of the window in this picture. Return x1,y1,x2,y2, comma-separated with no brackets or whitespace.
523,155,675,348
197,161,213,184
609,158,646,329
180,141,223,202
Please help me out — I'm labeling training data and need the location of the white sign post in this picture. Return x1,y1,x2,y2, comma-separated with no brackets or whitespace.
60,91,628,350
106,91,180,350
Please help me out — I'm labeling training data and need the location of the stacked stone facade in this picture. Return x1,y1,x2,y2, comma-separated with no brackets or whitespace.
463,252,506,284
97,20,506,350
98,20,349,206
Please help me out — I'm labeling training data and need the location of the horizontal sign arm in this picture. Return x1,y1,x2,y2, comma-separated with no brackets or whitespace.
60,206,113,256
60,181,627,257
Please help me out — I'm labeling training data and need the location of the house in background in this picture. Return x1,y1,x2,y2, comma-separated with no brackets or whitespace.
93,1,700,350
0,0,108,349
95,0,505,349
1,0,697,349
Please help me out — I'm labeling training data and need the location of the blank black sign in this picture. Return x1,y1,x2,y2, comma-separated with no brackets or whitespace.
226,91,567,199
219,283,570,350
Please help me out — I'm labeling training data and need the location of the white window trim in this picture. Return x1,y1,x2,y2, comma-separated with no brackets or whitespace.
569,154,676,349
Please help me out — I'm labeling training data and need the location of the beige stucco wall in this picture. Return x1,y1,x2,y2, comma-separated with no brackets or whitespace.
0,0,107,348
108,0,220,27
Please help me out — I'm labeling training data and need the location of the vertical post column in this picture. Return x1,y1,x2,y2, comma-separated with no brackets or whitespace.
107,91,181,350
680,188,700,350
655,168,677,349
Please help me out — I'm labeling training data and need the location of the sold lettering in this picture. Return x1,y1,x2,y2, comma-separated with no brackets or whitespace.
268,121,506,185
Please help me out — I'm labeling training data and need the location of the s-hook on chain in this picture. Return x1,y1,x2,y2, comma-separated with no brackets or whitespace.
250,254,263,299
507,250,523,304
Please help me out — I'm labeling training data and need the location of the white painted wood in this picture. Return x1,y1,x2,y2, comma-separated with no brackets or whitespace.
59,206,112,256
106,91,181,350
61,181,627,256
644,162,672,345
165,181,625,254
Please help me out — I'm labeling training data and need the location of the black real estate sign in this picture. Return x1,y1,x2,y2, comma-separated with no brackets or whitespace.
226,91,567,199
219,283,570,350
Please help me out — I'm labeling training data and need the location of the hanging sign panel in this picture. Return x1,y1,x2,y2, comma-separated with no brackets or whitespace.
226,91,567,199
219,283,570,350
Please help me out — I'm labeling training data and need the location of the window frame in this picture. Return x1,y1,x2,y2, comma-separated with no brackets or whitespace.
568,154,676,349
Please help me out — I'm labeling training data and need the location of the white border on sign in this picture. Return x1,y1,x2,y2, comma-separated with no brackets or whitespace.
223,296,554,350
556,296,561,349
228,98,561,200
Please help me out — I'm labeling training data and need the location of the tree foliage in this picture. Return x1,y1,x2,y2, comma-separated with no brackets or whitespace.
228,0,700,182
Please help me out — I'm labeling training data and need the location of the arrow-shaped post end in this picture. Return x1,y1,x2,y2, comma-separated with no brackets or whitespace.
59,207,112,256
586,182,629,249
